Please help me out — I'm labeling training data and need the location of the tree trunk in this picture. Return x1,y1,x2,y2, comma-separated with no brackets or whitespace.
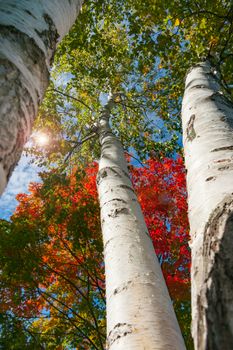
182,60,233,350
0,0,82,194
97,98,186,350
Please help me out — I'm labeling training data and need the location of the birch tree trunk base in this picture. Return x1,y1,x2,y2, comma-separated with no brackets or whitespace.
182,61,233,350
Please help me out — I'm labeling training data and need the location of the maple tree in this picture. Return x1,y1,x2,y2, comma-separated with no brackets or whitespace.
132,156,192,348
0,156,192,348
0,164,105,350
132,157,190,300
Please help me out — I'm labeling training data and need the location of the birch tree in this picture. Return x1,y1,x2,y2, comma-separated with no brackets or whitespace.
28,3,191,347
0,0,82,194
182,60,233,350
96,96,186,349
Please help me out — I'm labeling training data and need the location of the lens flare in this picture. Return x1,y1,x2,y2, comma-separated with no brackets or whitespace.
34,133,49,147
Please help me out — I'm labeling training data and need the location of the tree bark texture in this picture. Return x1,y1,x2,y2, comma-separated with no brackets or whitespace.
0,0,82,194
182,60,233,350
97,101,186,350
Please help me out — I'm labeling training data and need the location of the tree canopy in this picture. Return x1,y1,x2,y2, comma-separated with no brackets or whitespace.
28,0,233,170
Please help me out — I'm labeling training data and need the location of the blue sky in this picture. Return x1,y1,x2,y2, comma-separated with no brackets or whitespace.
0,155,40,220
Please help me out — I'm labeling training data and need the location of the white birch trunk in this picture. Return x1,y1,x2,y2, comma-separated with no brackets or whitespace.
182,60,233,350
0,0,82,194
97,100,186,350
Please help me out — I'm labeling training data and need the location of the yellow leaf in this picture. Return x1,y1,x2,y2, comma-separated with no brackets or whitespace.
151,94,156,101
174,18,180,26
114,95,121,102
142,65,150,75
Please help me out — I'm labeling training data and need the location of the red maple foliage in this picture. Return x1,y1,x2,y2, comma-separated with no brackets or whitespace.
131,156,190,300
13,157,190,304
0,157,190,348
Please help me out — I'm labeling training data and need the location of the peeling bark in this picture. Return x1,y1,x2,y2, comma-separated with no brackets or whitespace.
97,98,186,350
182,60,233,350
186,114,196,141
203,197,233,350
0,0,82,194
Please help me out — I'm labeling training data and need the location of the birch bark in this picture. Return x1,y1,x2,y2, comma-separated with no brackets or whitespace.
0,0,82,194
97,98,186,350
182,60,233,350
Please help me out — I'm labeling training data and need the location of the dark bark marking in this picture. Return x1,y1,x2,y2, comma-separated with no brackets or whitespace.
97,167,130,185
102,145,112,151
206,176,216,182
190,84,208,90
219,115,233,124
218,165,230,171
102,198,127,207
34,14,59,64
96,169,108,184
102,170,108,178
186,114,196,141
215,158,231,163
108,207,130,218
211,145,233,152
104,237,114,251
113,280,133,295
107,323,134,348
24,10,36,19
185,80,193,90
100,131,113,139
102,139,115,147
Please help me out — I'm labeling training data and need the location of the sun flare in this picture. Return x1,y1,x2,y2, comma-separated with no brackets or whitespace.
34,132,49,147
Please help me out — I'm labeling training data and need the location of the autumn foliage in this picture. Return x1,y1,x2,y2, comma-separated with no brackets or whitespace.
0,157,191,349
132,157,190,301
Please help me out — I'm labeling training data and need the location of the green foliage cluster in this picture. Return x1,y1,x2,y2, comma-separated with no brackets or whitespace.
29,0,233,170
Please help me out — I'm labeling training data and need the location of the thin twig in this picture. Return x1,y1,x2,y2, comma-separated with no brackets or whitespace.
49,88,93,112
37,290,100,350
124,150,149,169
64,131,97,162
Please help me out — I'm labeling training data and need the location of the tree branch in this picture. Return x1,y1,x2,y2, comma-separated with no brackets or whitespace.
49,88,93,112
